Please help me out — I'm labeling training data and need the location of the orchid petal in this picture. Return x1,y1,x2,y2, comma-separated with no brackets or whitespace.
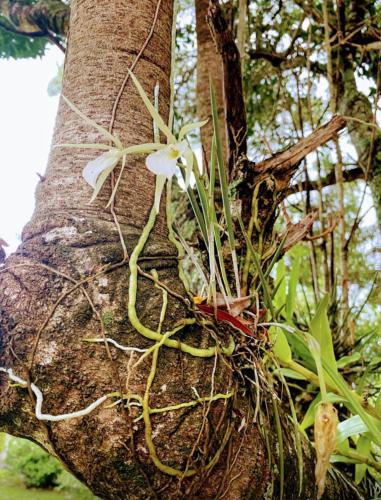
182,146,194,188
146,149,178,178
88,164,116,204
83,149,122,188
175,140,189,156
178,119,209,141
154,175,167,213
123,143,165,155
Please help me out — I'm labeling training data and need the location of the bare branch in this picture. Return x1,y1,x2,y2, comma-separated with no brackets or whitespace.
285,166,364,196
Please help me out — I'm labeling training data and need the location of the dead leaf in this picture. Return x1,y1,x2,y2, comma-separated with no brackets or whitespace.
314,402,338,499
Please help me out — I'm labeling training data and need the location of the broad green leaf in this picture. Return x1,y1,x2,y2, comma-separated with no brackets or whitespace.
336,415,368,443
324,361,381,447
305,333,328,399
0,432,6,452
310,295,337,377
128,70,175,143
178,119,208,140
62,96,122,149
330,454,359,464
355,436,371,484
270,326,292,363
335,437,350,455
370,356,381,367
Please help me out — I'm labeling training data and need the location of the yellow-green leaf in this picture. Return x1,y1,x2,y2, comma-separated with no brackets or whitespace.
62,95,122,149
270,326,292,363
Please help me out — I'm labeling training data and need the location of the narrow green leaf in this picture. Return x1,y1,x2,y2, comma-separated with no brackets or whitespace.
128,70,175,143
285,252,301,322
376,392,381,415
238,214,275,318
273,260,286,311
183,146,194,188
337,352,361,369
210,79,240,296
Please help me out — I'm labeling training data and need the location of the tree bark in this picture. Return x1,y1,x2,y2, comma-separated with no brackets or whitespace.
0,1,363,498
195,0,227,163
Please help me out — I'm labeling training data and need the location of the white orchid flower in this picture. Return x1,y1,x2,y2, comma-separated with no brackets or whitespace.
83,148,122,188
57,76,207,212
146,140,188,178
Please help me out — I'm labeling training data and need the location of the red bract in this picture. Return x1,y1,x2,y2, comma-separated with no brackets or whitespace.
196,303,255,336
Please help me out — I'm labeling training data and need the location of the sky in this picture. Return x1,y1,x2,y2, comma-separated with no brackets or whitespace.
0,46,64,253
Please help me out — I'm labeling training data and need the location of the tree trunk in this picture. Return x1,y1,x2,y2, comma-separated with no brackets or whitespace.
195,0,227,163
0,1,363,498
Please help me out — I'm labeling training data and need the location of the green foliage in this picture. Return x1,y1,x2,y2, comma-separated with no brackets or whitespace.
55,469,98,499
5,437,61,488
0,17,48,59
3,436,96,498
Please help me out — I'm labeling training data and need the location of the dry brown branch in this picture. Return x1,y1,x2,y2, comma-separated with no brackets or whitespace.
251,115,347,190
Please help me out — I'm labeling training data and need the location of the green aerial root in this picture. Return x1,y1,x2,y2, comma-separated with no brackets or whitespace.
143,339,234,477
128,206,235,357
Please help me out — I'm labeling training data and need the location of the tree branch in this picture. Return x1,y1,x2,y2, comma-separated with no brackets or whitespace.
252,115,347,189
207,0,247,175
0,17,46,37
0,0,69,38
285,166,364,196
236,115,347,225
